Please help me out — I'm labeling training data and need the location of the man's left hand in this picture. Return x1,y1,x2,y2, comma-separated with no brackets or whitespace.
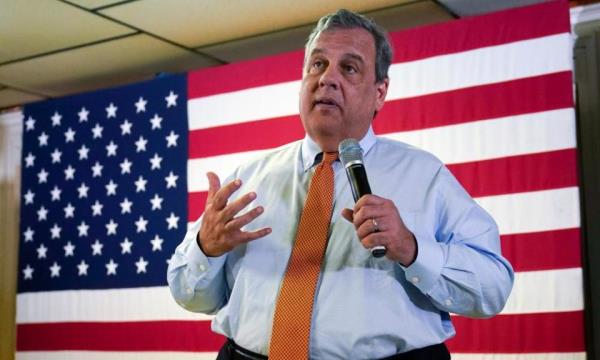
341,195,417,266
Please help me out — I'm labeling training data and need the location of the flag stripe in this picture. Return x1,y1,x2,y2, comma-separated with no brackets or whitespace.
501,228,581,272
189,72,573,159
448,311,585,353
187,108,576,193
186,1,569,99
187,34,571,130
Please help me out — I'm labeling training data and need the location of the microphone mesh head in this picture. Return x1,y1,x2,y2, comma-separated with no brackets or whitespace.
338,138,363,166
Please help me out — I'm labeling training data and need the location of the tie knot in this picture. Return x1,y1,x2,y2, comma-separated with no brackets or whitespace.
322,151,338,164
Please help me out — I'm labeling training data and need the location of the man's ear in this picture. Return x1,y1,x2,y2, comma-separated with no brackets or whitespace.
374,78,389,112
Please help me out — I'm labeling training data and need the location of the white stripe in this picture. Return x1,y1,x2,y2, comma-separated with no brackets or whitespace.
477,187,580,235
16,352,218,360
16,286,214,324
188,34,571,130
16,267,580,323
187,108,576,192
502,268,583,314
15,352,587,360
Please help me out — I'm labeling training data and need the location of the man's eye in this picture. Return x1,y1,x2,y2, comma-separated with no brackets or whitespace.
344,65,357,74
312,60,324,70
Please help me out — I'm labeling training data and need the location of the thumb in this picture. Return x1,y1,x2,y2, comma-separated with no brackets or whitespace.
206,172,221,201
341,208,354,223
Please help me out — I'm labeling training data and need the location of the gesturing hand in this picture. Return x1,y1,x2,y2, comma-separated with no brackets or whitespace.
341,195,417,266
198,172,271,257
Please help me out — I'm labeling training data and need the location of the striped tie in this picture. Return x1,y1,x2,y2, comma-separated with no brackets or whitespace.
269,151,338,359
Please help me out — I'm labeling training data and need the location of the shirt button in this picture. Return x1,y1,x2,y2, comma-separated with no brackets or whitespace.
186,287,193,295
445,299,453,306
199,264,206,272
411,276,420,284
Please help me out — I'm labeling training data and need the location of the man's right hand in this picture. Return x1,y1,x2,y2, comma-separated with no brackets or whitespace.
198,172,272,257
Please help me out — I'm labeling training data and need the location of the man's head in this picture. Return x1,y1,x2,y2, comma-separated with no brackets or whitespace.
299,9,392,151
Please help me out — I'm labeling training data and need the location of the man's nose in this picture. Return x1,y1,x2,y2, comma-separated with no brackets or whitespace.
318,66,340,89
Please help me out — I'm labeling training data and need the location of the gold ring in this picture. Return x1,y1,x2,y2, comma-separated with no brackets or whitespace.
371,218,379,232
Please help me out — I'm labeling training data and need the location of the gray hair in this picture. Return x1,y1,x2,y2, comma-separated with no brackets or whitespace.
305,9,393,83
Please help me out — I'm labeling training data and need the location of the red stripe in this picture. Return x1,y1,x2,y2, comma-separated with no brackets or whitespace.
189,191,208,222
448,149,578,198
447,311,585,353
17,321,226,352
188,72,573,159
187,1,568,98
501,228,581,272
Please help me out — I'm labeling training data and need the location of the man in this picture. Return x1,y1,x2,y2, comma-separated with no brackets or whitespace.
168,9,514,360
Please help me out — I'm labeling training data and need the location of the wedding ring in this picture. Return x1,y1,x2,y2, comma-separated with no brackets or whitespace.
371,218,379,233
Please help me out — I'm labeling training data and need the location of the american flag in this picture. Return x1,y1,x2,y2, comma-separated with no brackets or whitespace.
17,1,584,359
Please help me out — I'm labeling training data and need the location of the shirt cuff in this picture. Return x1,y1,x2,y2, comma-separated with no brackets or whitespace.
184,233,227,284
403,234,444,294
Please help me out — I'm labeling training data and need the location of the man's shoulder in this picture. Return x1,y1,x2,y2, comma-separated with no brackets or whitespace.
235,140,301,176
374,137,443,167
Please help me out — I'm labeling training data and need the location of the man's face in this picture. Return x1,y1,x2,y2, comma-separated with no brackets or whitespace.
299,27,388,151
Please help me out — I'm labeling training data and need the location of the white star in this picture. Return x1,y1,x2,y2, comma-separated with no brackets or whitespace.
23,227,34,242
37,243,48,259
106,102,118,118
149,153,162,170
120,237,133,254
166,212,180,229
134,176,147,192
165,171,178,188
37,168,48,183
150,194,163,210
165,131,179,148
77,260,89,276
25,116,35,131
63,241,75,257
91,239,104,255
135,215,148,233
50,223,61,239
150,234,163,251
135,257,148,274
64,127,76,142
25,152,35,167
120,198,133,214
51,111,62,126
106,179,118,196
91,161,103,177
91,200,103,216
135,97,147,113
135,136,147,152
120,158,132,174
23,265,34,280
106,219,118,235
24,189,35,205
92,123,103,139
50,262,61,278
64,165,76,180
106,141,118,157
50,186,61,201
77,182,89,198
64,203,75,218
105,259,118,275
50,148,62,164
78,144,90,160
165,90,178,108
37,206,48,221
77,221,89,237
38,132,49,146
120,119,132,135
150,114,162,130
78,107,89,122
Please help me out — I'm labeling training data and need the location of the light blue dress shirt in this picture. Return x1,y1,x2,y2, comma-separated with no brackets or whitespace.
167,127,514,359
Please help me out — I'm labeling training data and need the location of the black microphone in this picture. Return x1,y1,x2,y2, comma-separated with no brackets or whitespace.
338,138,387,258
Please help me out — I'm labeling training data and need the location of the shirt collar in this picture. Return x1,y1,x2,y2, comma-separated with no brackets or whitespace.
300,126,377,172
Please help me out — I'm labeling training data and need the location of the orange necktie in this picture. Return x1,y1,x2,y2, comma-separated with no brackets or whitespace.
269,152,337,360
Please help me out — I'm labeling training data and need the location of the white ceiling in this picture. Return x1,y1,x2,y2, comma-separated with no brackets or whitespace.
0,0,557,110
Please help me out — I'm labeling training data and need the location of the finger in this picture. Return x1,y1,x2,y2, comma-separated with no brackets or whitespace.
356,218,381,239
238,227,272,243
360,232,385,249
212,178,242,210
352,205,385,229
222,191,257,221
206,172,221,202
341,208,354,223
225,206,264,230
354,194,386,210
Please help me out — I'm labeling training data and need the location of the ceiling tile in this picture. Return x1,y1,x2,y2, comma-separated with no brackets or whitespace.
0,88,45,110
437,0,546,17
100,0,413,48
0,0,135,64
200,1,453,64
67,0,132,10
0,34,218,98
